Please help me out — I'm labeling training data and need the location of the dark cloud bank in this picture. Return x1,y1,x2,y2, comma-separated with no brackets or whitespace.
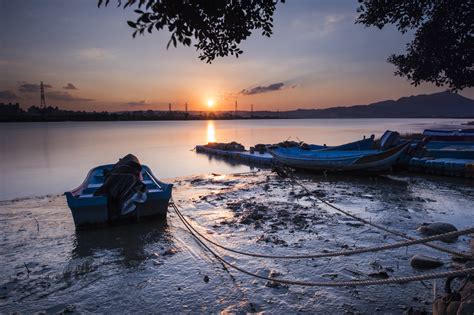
14,82,92,102
127,100,147,106
18,83,53,93
63,83,78,90
240,82,285,95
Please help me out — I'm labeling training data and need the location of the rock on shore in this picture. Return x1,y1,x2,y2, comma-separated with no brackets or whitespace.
410,254,444,269
417,222,458,243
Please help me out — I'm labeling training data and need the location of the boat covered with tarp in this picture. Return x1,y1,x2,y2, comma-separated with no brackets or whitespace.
65,154,173,229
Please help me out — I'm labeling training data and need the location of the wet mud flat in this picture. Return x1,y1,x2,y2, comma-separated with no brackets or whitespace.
1,171,473,313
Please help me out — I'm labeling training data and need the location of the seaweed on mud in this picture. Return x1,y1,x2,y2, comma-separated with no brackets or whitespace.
256,234,288,246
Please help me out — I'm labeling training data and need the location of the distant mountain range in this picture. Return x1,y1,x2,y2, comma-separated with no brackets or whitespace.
251,91,474,118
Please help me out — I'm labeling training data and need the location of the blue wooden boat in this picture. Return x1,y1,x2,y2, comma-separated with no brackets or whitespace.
303,136,376,151
401,129,474,160
399,129,474,177
65,164,172,229
423,129,474,141
423,142,474,159
195,136,376,167
269,141,411,172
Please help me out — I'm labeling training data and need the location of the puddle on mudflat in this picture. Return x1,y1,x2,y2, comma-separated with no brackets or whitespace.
0,171,472,313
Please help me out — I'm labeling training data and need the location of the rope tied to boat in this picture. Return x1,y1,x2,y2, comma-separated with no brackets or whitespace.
171,202,474,259
171,202,474,287
277,166,473,260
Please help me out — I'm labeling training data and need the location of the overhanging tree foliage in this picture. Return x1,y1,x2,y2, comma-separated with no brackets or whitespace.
100,0,472,91
98,0,284,63
356,0,473,91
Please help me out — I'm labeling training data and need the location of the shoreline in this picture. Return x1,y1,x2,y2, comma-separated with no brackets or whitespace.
2,117,474,123
1,171,473,313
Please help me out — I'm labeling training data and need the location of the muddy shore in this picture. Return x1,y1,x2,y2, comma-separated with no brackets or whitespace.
1,170,473,313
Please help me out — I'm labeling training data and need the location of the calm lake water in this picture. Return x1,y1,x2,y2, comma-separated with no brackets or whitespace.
0,118,469,200
1,119,473,313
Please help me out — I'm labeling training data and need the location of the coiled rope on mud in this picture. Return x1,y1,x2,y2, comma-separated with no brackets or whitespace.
171,200,474,259
171,202,474,287
279,168,473,260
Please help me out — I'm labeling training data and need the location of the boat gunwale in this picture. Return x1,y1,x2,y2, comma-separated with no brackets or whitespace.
65,164,172,200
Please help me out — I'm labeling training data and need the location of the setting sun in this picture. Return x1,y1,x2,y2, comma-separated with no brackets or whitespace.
207,99,214,107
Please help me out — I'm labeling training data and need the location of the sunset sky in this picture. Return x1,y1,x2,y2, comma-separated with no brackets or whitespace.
1,0,473,112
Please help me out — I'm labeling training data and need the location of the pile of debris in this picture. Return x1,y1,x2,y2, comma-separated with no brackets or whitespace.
205,141,245,151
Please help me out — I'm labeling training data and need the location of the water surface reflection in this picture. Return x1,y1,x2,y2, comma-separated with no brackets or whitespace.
206,120,216,143
0,119,467,200
73,221,171,267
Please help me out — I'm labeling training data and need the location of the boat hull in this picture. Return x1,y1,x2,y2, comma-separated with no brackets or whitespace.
269,142,410,172
65,164,172,229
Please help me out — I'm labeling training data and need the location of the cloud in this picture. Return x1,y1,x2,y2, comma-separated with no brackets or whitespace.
77,48,109,60
0,90,19,100
290,12,351,40
46,91,94,102
18,82,52,93
63,83,78,90
127,100,147,106
323,14,348,32
240,83,285,95
15,82,92,102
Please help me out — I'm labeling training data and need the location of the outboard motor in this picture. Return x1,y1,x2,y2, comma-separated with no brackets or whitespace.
379,130,401,150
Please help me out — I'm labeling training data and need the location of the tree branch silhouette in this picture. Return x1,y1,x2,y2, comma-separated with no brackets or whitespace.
100,0,472,91
98,0,284,63
357,0,473,91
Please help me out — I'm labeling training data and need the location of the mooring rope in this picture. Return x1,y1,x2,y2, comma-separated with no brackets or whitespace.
171,201,473,259
171,203,474,287
280,168,472,260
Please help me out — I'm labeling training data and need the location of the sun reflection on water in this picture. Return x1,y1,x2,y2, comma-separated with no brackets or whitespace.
207,120,216,143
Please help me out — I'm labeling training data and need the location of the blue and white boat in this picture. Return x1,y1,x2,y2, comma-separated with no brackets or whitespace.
195,136,377,166
269,141,411,172
401,129,474,177
65,164,173,229
301,136,376,151
423,129,474,141
422,141,474,159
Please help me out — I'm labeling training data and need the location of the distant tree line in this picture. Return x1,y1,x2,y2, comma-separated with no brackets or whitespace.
0,102,278,122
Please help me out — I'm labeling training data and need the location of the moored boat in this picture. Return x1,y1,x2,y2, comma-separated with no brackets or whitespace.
65,155,172,229
408,157,474,178
423,129,474,141
196,143,274,165
268,141,411,172
423,142,474,159
401,130,474,177
195,136,377,167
